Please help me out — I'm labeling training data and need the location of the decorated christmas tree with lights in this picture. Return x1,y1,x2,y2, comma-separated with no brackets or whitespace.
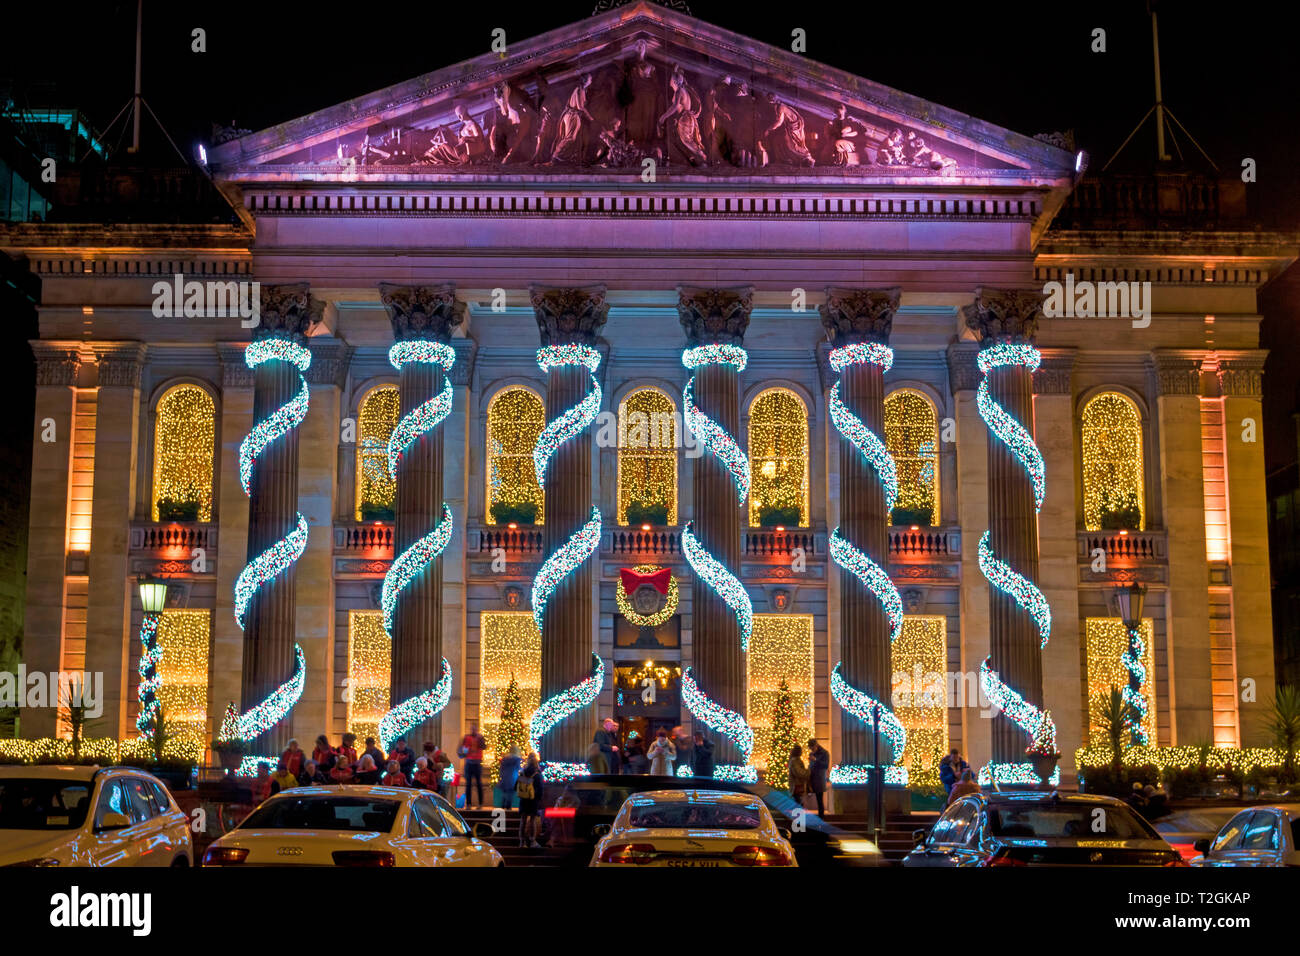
767,678,797,791
496,674,528,760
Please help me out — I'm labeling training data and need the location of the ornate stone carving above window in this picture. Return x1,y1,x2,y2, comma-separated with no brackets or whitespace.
962,287,1045,343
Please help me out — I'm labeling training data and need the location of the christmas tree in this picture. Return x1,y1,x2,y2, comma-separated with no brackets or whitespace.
496,674,528,761
767,678,797,791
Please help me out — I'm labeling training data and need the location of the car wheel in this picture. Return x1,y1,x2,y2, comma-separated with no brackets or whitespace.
171,856,190,867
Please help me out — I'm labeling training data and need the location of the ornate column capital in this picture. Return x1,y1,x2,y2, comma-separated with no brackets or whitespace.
945,342,982,394
1216,350,1267,398
530,284,609,346
94,342,148,388
378,283,466,342
217,343,253,387
819,286,901,346
962,287,1045,344
677,285,753,347
257,283,323,343
30,342,82,386
1032,348,1077,395
304,339,354,388
1147,350,1204,397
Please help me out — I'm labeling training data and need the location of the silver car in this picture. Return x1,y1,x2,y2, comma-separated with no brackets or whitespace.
1192,804,1300,866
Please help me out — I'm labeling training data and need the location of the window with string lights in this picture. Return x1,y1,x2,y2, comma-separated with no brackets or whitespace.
1081,392,1145,531
479,612,542,764
347,611,390,747
617,387,677,526
356,385,399,521
152,384,215,522
1085,617,1157,746
747,388,809,528
486,386,546,525
884,389,940,526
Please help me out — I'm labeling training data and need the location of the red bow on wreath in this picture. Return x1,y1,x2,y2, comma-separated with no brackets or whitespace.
619,566,672,595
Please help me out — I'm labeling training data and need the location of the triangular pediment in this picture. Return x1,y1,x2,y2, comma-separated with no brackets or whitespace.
209,2,1074,183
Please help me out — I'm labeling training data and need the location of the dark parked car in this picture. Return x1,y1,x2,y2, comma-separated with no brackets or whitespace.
541,774,885,866
1191,804,1300,866
902,791,1187,867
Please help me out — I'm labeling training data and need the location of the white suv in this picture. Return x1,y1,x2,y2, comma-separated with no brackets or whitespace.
0,765,193,867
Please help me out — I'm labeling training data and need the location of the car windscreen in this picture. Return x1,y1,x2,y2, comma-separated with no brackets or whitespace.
988,803,1154,840
236,795,401,832
0,779,93,830
627,802,762,829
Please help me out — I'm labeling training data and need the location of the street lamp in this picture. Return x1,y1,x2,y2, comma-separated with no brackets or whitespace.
1112,580,1149,747
136,576,169,737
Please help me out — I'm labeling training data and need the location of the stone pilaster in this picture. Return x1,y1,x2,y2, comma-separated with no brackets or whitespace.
443,337,476,753
1032,349,1082,775
946,342,989,771
242,284,321,755
23,344,82,738
820,287,900,770
1148,350,1213,744
679,285,752,766
294,339,351,743
532,285,608,763
1218,351,1273,745
379,283,465,746
84,343,146,738
963,288,1046,766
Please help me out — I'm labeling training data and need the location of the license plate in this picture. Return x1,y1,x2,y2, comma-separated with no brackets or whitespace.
660,858,723,867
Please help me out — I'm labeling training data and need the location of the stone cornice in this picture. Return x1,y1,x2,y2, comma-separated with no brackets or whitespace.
30,342,82,387
819,286,901,347
1033,348,1076,395
378,283,466,342
677,285,753,347
1216,350,1267,399
305,339,354,388
94,342,149,389
1147,350,1204,397
945,342,981,394
962,286,1045,344
530,284,609,346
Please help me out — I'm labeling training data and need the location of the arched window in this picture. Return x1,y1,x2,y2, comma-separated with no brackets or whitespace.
618,388,677,525
1081,392,1145,531
486,387,546,525
748,388,809,527
152,384,215,522
356,386,399,521
885,389,940,526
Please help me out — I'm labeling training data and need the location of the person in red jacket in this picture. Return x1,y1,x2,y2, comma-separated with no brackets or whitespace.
281,738,305,777
329,754,354,784
312,734,336,773
338,732,359,766
381,760,409,788
412,756,439,790
251,761,273,804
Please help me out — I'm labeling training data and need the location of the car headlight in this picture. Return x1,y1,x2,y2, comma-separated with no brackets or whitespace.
6,856,61,867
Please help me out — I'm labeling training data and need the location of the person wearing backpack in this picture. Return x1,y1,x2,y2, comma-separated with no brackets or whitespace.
516,753,544,848
498,745,522,809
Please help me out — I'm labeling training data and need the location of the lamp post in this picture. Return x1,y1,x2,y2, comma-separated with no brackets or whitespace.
136,576,169,738
1113,580,1149,747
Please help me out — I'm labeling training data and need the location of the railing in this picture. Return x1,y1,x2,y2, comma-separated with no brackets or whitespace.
474,526,545,554
129,521,217,554
605,528,680,556
1077,529,1167,563
888,527,959,559
743,529,816,556
335,521,394,555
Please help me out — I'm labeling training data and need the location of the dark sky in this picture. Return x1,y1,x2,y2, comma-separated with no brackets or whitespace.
5,0,1298,221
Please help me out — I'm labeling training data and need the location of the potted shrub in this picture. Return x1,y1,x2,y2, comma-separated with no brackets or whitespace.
625,500,669,526
1026,711,1060,787
490,501,539,525
891,505,934,527
1266,684,1300,779
211,702,248,772
156,497,201,522
757,505,801,528
1098,490,1142,531
359,501,395,522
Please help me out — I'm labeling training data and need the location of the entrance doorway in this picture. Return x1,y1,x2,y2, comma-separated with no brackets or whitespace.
613,660,681,765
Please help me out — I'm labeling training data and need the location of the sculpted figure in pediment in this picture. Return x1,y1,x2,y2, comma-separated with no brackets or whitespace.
620,39,664,149
761,92,815,167
547,73,596,165
490,82,537,164
658,67,708,167
421,106,489,166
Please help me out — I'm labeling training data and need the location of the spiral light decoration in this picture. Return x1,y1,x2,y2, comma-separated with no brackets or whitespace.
530,344,604,774
1122,625,1149,746
232,336,311,744
975,342,1058,787
227,643,308,774
135,614,162,735
679,344,755,778
826,341,907,786
529,653,605,781
377,341,458,741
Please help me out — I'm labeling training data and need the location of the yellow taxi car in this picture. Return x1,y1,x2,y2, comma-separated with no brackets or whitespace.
590,789,797,867
202,785,503,867
0,764,193,867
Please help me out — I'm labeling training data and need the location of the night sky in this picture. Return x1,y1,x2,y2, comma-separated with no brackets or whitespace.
4,0,1298,221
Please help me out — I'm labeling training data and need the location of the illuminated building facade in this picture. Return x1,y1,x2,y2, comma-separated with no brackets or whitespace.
3,4,1294,781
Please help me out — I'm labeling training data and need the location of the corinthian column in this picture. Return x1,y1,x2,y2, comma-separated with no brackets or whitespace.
531,286,608,766
679,286,753,769
820,287,901,774
963,288,1051,772
380,283,465,746
241,284,321,755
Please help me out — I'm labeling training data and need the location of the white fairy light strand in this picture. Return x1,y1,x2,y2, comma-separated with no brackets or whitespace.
682,520,753,651
533,344,602,489
976,342,1045,512
1122,625,1150,746
382,504,454,637
531,506,602,631
681,344,751,503
829,528,902,644
529,653,605,757
385,340,455,481
680,666,755,781
379,657,453,751
827,342,898,509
